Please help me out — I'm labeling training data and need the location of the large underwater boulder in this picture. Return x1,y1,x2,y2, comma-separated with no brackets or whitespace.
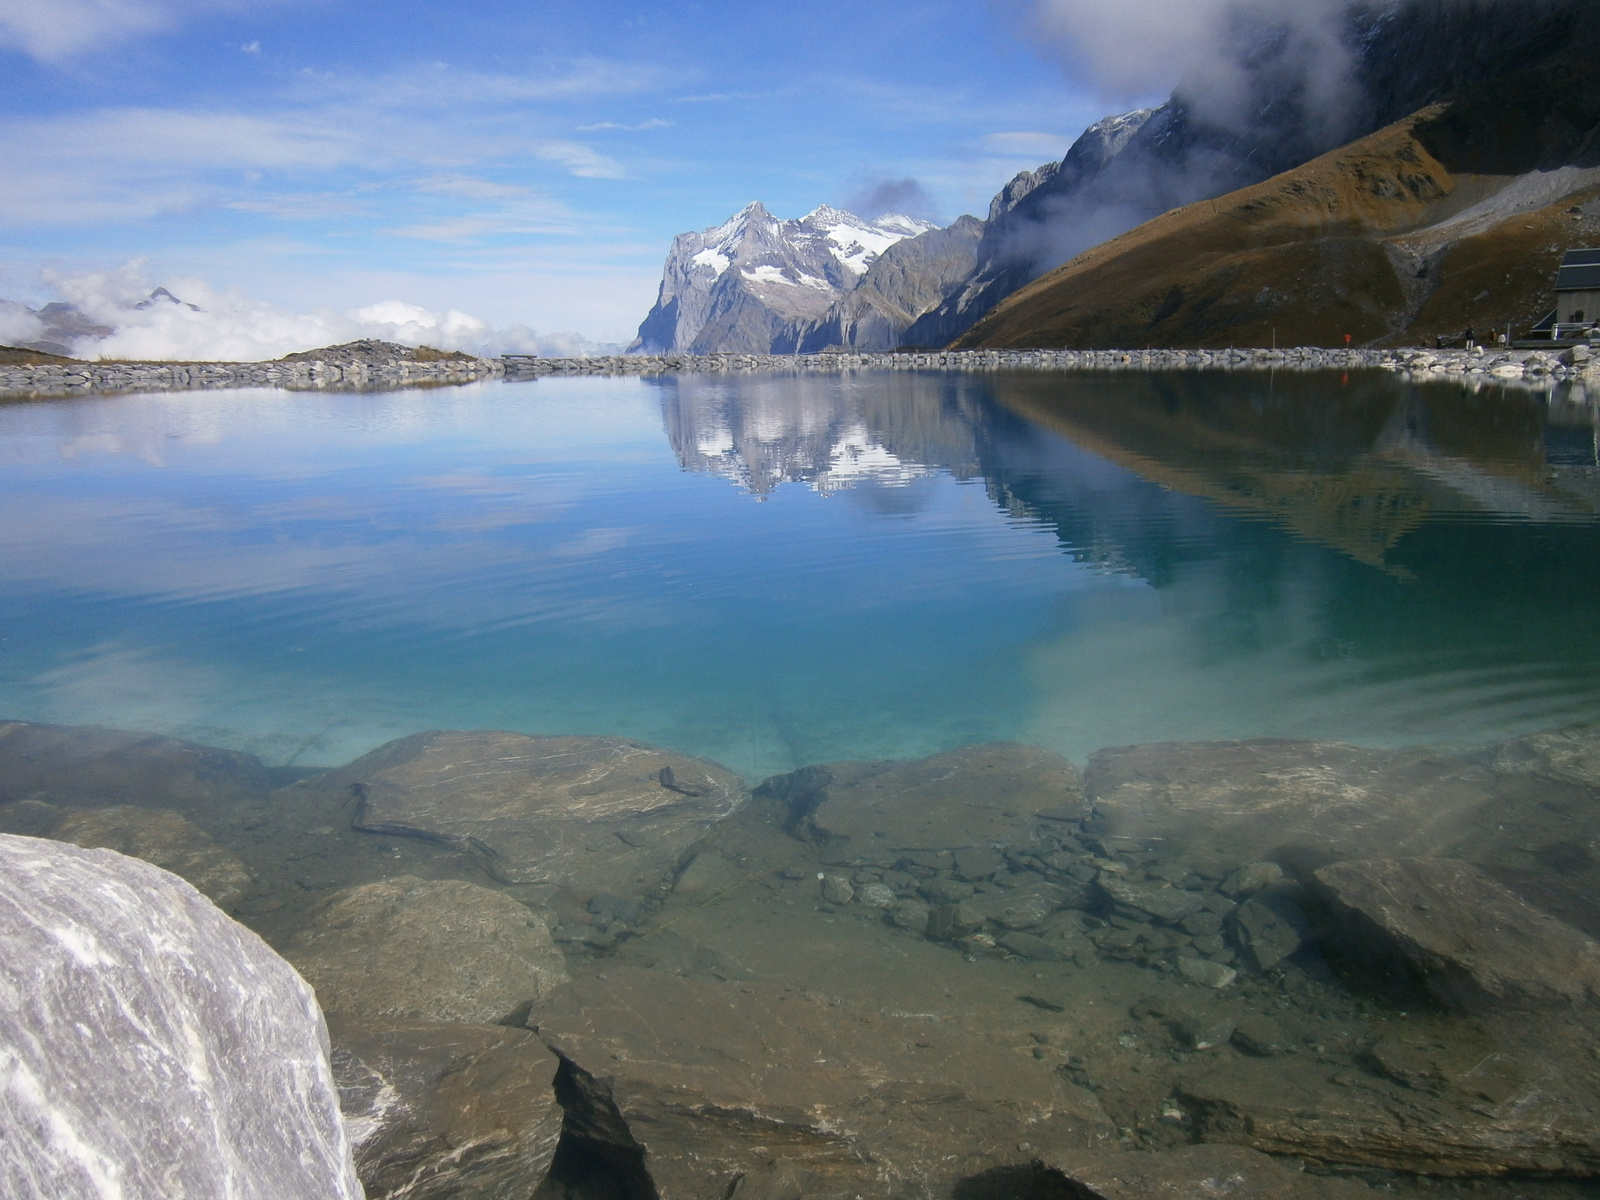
283,875,569,1025
303,730,746,903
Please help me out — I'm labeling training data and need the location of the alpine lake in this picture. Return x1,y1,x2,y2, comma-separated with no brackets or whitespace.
6,366,1600,1199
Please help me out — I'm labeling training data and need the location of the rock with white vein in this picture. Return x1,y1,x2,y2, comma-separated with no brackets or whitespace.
0,833,361,1200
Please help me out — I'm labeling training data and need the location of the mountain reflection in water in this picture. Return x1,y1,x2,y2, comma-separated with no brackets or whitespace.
658,369,1600,756
1,369,1599,774
10,370,1600,1197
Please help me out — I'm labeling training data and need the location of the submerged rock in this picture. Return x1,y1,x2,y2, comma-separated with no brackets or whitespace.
0,799,253,907
1098,875,1204,923
1313,857,1600,1011
0,833,360,1199
1043,1143,1371,1198
763,742,1086,862
284,876,569,1024
1231,893,1308,972
1084,738,1495,867
0,719,271,813
532,964,1112,1199
312,730,745,902
332,1021,563,1200
1492,724,1600,789
1176,957,1237,989
1177,1020,1600,1176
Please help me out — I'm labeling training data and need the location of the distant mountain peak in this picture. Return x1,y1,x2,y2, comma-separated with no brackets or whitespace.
631,202,941,354
135,287,202,312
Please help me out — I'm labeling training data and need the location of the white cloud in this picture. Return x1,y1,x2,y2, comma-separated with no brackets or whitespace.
301,58,663,109
36,261,625,361
0,97,626,225
1031,0,1357,130
0,0,293,61
414,174,530,200
577,118,671,132
0,300,44,345
0,0,176,59
531,139,625,179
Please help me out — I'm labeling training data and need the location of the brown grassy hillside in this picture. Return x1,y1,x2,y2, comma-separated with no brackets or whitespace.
958,27,1600,350
0,346,81,365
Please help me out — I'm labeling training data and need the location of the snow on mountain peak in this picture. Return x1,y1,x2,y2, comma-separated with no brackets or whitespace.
797,205,937,276
635,200,942,353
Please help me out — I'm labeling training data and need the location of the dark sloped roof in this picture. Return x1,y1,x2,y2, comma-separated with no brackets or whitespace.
1557,248,1600,291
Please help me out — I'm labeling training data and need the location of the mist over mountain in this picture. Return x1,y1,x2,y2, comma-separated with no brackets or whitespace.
960,0,1600,350
0,268,623,362
904,0,1600,348
636,0,1596,356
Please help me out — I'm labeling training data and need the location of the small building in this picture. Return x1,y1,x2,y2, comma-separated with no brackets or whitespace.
1555,247,1600,325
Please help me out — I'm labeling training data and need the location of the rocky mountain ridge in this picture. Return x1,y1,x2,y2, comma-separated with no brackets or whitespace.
909,0,1600,348
630,203,937,355
958,5,1600,352
637,0,1600,356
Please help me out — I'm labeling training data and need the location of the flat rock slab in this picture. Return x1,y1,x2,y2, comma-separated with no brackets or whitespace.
1083,738,1496,867
0,799,253,908
311,730,746,899
1313,857,1600,1010
0,719,271,813
284,875,569,1024
533,965,1112,1200
775,743,1086,864
1044,1144,1372,1199
1493,723,1600,789
332,1021,563,1200
0,833,361,1199
1177,1028,1600,1177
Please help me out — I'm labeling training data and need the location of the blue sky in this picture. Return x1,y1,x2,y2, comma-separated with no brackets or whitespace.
0,0,1141,344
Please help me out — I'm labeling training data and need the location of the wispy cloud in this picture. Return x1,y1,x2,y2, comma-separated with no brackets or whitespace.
0,62,634,225
299,59,664,108
33,260,627,360
531,139,626,179
577,118,671,132
414,175,530,200
0,0,224,60
980,131,1076,158
670,90,777,105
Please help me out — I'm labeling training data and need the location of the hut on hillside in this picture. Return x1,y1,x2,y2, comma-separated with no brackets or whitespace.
1555,248,1600,326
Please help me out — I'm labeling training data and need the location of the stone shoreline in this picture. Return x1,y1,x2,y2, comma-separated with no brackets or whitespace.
2,343,1597,400
8,718,1600,1198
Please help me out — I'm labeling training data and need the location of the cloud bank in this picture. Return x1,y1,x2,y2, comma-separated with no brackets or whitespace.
0,0,290,61
845,178,940,222
29,263,622,361
1032,0,1362,135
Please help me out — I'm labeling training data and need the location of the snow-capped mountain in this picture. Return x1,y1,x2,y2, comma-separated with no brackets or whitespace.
631,203,936,354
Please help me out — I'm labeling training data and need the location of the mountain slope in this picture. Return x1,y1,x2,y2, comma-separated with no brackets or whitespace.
630,204,935,354
774,215,986,352
910,0,1600,349
957,29,1600,351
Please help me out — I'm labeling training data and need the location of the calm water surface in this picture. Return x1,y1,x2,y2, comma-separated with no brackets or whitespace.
2,368,1599,777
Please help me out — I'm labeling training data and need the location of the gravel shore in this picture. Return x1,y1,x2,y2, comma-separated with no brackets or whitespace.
2,343,1596,400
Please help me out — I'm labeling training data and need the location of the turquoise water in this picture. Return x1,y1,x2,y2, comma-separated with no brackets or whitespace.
3,368,1600,779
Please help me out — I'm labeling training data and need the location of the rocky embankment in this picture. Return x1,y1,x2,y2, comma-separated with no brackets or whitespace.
0,338,504,399
3,340,1595,401
512,343,1600,387
8,718,1600,1198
